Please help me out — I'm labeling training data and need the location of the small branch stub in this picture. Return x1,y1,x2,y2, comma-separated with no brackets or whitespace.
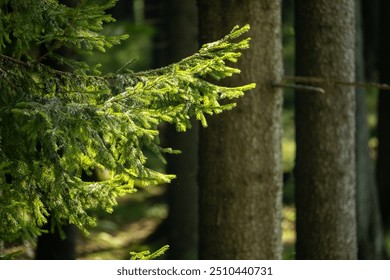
283,76,390,91
273,82,325,94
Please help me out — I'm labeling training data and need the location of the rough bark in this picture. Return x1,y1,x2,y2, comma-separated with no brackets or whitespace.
294,0,357,259
198,0,283,259
377,0,390,232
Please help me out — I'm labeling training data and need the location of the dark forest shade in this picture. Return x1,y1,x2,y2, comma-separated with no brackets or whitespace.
377,0,390,232
355,0,387,260
36,222,77,260
163,0,199,260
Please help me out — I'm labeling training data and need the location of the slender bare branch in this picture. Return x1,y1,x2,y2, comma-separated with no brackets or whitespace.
272,82,325,93
283,75,390,90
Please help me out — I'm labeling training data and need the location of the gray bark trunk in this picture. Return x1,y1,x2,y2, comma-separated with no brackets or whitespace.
295,0,358,259
198,0,283,259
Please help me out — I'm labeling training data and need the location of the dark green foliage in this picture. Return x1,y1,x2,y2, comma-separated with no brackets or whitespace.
0,0,254,242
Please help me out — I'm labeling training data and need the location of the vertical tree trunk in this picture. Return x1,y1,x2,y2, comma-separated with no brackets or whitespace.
377,0,390,232
198,0,283,259
295,0,357,259
164,0,199,260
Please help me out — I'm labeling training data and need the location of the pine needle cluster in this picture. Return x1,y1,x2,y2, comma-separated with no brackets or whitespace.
0,0,255,242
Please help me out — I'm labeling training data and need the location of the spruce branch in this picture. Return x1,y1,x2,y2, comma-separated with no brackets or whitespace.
0,19,254,242
130,245,170,260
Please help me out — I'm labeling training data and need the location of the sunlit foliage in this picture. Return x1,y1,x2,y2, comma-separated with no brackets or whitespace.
0,0,254,242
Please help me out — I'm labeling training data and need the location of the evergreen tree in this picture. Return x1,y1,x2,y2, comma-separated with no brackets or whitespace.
162,0,199,260
0,0,254,246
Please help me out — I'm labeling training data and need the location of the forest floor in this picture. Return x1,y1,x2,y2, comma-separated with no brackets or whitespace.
76,190,297,260
76,198,297,260
77,186,168,260
3,186,297,260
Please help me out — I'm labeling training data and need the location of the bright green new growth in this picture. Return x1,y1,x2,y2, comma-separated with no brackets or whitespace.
130,245,170,260
0,0,255,242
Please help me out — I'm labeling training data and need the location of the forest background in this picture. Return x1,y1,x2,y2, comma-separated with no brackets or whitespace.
2,0,390,260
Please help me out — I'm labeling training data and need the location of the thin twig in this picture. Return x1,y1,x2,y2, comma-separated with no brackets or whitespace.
284,76,390,90
0,54,30,68
0,54,103,79
273,82,325,93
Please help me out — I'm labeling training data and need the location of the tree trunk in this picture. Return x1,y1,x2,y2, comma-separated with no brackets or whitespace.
377,0,390,232
198,0,283,259
164,0,199,260
294,0,357,259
